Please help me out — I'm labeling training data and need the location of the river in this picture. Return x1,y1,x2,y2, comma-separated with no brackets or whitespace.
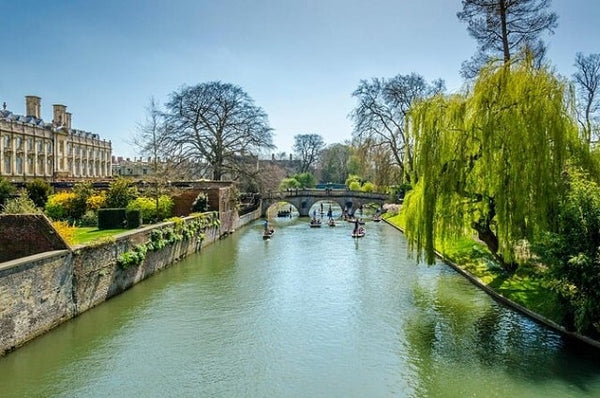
1,213,599,397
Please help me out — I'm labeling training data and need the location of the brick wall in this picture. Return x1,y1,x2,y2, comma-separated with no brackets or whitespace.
0,215,69,263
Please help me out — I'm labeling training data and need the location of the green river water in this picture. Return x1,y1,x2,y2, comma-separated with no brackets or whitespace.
1,214,599,397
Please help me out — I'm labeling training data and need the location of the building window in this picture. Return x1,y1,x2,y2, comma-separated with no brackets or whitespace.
37,140,43,152
16,137,22,150
4,155,11,173
27,138,33,151
2,135,9,149
27,157,34,174
16,155,23,174
37,158,44,174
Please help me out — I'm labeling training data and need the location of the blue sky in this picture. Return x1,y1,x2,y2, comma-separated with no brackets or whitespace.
1,0,598,159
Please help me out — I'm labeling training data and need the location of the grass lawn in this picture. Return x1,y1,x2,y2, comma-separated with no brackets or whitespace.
73,227,128,245
384,211,564,324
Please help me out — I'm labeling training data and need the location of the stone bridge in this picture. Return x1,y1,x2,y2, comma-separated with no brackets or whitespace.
261,189,388,217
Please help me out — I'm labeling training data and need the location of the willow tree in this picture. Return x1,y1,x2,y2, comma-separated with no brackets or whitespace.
403,59,578,271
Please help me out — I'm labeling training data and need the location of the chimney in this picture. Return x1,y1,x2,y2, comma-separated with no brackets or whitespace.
25,95,41,119
65,112,72,129
53,104,67,126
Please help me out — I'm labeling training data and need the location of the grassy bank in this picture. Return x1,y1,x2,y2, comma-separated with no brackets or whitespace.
384,212,565,324
73,227,128,245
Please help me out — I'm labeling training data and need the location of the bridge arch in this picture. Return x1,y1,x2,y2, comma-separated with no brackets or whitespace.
260,189,387,217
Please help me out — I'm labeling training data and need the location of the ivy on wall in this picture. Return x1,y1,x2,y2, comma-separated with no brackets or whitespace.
116,212,219,269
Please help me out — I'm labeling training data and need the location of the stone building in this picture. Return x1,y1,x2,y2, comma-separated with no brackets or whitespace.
0,96,112,181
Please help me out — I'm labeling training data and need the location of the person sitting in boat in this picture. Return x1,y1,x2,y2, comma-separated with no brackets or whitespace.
264,220,270,233
353,218,359,234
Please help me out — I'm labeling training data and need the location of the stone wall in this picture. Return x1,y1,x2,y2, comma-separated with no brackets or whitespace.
0,250,73,356
0,213,224,356
0,214,69,263
72,219,220,314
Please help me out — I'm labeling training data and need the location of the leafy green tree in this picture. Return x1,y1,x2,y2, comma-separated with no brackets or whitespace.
348,181,361,191
293,172,316,188
533,168,600,335
25,179,52,208
0,178,15,210
106,178,138,208
278,177,301,190
345,174,362,188
362,182,376,193
403,59,578,271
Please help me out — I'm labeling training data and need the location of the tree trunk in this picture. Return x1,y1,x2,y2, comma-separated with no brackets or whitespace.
499,0,511,63
471,196,517,273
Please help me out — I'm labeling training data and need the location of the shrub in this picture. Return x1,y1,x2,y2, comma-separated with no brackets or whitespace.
279,177,301,190
345,174,361,188
126,209,142,229
191,193,209,212
45,192,76,220
2,190,39,214
0,177,16,210
127,195,173,223
362,182,375,192
70,182,94,220
86,192,107,210
79,210,98,227
348,181,361,191
98,208,127,230
105,177,138,208
25,179,52,208
51,220,75,246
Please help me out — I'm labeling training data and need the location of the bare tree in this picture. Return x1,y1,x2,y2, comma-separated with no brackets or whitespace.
350,73,444,183
573,52,600,145
319,143,353,184
133,98,169,175
293,134,325,173
163,81,274,181
457,0,558,78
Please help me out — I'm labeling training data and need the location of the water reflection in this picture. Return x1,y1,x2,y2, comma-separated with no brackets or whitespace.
404,269,600,397
0,220,599,397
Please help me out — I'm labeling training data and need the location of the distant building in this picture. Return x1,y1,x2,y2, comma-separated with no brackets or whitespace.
0,96,112,181
112,156,156,177
112,156,208,180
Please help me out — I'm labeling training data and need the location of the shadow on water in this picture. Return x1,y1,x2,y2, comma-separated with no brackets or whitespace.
404,270,600,397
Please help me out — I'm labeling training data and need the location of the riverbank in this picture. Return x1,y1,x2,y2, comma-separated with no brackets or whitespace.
383,213,600,350
0,207,262,357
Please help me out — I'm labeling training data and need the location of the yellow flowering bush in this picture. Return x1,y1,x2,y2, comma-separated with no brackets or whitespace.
45,192,76,220
51,220,75,245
